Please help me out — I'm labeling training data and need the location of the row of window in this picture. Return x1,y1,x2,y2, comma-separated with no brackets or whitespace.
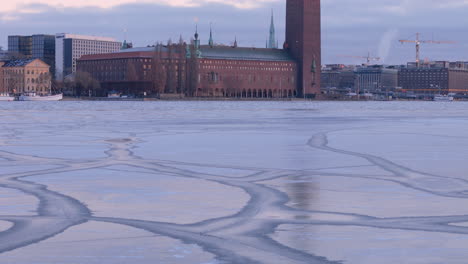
200,60,294,67
26,78,48,84
3,69,47,74
201,72,295,84
201,65,294,72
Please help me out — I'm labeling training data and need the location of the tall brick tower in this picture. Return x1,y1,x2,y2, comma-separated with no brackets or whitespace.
285,0,321,98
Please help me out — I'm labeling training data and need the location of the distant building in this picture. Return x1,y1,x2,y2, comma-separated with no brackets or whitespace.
1,58,51,95
321,64,356,92
32,35,56,72
399,67,468,95
77,41,299,98
0,50,8,61
8,35,55,71
8,35,32,57
193,44,298,98
55,34,121,80
77,0,320,98
0,61,4,93
77,47,155,96
355,65,398,94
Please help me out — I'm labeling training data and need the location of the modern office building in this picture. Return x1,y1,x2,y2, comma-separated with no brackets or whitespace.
321,64,356,91
55,34,121,80
7,35,55,73
399,64,468,95
8,35,33,57
0,50,9,61
32,35,56,71
355,65,398,94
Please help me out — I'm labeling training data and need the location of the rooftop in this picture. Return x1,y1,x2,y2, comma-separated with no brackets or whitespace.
55,33,119,43
79,45,296,62
79,47,156,61
200,46,294,62
2,58,36,67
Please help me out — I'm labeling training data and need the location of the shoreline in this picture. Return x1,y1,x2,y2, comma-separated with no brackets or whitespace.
59,97,468,102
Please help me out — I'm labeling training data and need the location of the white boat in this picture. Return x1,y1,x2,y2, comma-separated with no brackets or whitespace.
19,93,63,101
0,93,15,101
434,95,454,102
108,91,121,99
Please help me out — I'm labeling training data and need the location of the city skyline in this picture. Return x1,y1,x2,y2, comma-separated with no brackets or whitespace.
1,0,468,65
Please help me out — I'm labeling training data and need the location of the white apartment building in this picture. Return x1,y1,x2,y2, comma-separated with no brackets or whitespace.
55,34,121,80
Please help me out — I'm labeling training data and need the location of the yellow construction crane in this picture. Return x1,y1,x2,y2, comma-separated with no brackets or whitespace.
399,33,455,67
338,52,380,65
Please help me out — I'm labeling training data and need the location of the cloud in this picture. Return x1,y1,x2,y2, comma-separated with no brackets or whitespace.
0,0,278,13
1,0,468,64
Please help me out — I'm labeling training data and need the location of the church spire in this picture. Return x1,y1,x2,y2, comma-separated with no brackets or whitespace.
268,9,277,49
193,24,202,58
208,23,214,47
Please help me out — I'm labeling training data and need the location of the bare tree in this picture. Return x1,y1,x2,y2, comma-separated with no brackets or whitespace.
177,40,186,94
151,44,167,95
72,71,101,96
4,69,23,94
165,43,177,93
37,72,52,94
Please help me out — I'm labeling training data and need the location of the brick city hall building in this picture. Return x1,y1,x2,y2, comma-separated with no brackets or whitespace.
77,0,321,98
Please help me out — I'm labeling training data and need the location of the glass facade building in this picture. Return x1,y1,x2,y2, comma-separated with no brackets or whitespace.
8,35,55,74
8,36,33,56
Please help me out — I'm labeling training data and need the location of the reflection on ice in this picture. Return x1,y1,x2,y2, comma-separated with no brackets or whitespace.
271,224,468,264
265,175,468,218
0,221,218,264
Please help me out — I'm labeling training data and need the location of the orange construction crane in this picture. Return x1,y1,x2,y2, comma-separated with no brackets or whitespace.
338,52,380,65
399,33,455,67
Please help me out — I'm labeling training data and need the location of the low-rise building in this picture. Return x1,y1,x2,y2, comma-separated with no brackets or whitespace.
399,67,468,95
2,58,51,95
0,61,4,93
321,64,356,94
355,65,398,94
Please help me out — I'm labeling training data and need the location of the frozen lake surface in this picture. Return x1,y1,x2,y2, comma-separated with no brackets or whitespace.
1,101,468,264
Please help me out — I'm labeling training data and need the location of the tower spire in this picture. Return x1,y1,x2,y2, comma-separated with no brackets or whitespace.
209,23,214,47
193,24,201,58
268,9,277,49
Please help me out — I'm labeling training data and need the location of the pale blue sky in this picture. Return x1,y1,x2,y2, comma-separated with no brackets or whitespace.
1,0,467,64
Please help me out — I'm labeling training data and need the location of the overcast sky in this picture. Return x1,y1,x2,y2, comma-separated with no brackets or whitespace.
1,0,467,65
